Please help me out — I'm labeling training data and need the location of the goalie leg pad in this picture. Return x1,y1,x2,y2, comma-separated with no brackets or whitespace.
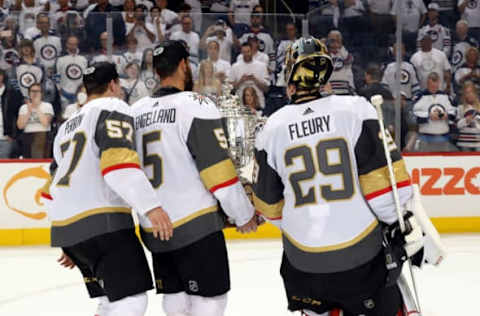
302,309,329,316
105,292,148,316
190,293,227,316
163,292,191,316
95,296,109,316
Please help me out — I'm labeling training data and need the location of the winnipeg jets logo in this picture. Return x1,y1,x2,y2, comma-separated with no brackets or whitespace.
400,69,410,84
20,72,36,88
41,44,58,61
427,30,439,42
190,92,212,106
332,57,344,71
66,64,83,80
467,0,477,9
452,51,463,66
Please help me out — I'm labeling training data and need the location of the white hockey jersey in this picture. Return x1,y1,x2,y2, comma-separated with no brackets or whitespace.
413,90,456,135
56,54,88,95
13,63,44,97
33,35,63,71
43,97,160,247
252,95,412,273
451,37,479,71
382,61,420,99
132,88,254,252
417,23,452,57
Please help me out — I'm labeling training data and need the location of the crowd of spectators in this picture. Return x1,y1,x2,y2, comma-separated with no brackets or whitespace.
0,0,478,159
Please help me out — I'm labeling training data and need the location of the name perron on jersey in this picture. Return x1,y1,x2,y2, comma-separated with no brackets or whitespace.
43,98,146,247
252,95,413,274
132,89,254,253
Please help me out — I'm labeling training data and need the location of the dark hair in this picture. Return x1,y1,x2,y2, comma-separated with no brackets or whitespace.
365,63,382,82
28,83,42,95
252,4,263,13
153,41,189,78
179,3,191,11
150,5,160,12
241,42,252,50
83,62,119,95
141,47,154,71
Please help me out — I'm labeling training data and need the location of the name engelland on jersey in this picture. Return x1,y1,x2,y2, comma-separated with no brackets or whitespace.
288,115,333,141
135,108,177,129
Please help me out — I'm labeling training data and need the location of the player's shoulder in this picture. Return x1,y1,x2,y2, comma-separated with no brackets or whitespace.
84,97,132,116
178,91,221,119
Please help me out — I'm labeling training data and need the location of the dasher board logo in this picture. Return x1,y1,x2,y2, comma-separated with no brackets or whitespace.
20,71,36,88
66,64,83,80
41,44,58,61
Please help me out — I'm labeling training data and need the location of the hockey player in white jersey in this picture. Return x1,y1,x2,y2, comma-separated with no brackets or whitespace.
132,40,257,316
252,37,422,316
41,62,173,316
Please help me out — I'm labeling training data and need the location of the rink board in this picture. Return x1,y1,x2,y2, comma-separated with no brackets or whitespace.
1,153,480,245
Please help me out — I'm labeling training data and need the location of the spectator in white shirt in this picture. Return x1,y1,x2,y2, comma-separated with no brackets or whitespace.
459,0,480,42
411,34,452,93
391,0,427,55
63,85,87,121
228,0,259,27
230,42,269,108
167,3,192,36
126,4,156,48
149,6,166,42
236,35,268,67
123,36,143,67
451,20,479,72
17,83,54,158
201,19,236,63
206,40,231,84
121,62,149,105
155,0,178,32
33,14,62,75
417,3,452,58
170,16,200,65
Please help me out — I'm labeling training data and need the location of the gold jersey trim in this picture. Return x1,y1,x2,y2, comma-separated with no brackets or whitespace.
283,219,379,253
143,205,219,232
252,193,284,220
51,207,132,227
100,147,140,173
199,159,237,191
359,160,410,196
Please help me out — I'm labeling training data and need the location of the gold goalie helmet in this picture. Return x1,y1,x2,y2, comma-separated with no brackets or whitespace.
285,36,333,89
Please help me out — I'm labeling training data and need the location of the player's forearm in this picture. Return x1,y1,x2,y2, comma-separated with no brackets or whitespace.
214,182,255,226
104,168,161,217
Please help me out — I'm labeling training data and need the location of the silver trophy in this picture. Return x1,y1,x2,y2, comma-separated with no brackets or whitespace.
217,84,266,183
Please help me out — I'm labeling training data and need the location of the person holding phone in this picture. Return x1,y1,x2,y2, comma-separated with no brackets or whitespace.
17,83,54,158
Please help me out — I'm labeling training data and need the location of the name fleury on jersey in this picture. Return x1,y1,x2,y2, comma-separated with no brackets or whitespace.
288,114,333,140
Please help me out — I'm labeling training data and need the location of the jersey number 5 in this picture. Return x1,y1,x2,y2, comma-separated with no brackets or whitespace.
142,131,163,188
285,138,354,207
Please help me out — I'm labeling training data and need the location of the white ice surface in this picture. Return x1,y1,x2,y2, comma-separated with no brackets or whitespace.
1,234,479,315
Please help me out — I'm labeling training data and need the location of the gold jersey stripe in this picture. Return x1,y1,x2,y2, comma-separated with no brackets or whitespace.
100,148,140,173
283,219,379,253
51,207,131,227
359,160,410,196
252,193,284,220
199,159,237,191
143,205,219,232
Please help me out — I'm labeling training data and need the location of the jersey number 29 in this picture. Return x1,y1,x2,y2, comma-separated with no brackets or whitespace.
285,138,354,207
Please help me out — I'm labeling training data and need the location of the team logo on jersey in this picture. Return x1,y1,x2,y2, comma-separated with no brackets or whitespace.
429,104,446,117
332,57,344,71
422,58,435,72
66,64,83,80
467,0,477,9
19,71,36,88
400,69,410,84
452,50,463,66
40,44,58,61
145,77,159,90
4,50,19,66
190,92,212,106
427,30,439,42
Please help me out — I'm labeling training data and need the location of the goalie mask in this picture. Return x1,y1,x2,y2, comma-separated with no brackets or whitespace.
284,37,333,90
